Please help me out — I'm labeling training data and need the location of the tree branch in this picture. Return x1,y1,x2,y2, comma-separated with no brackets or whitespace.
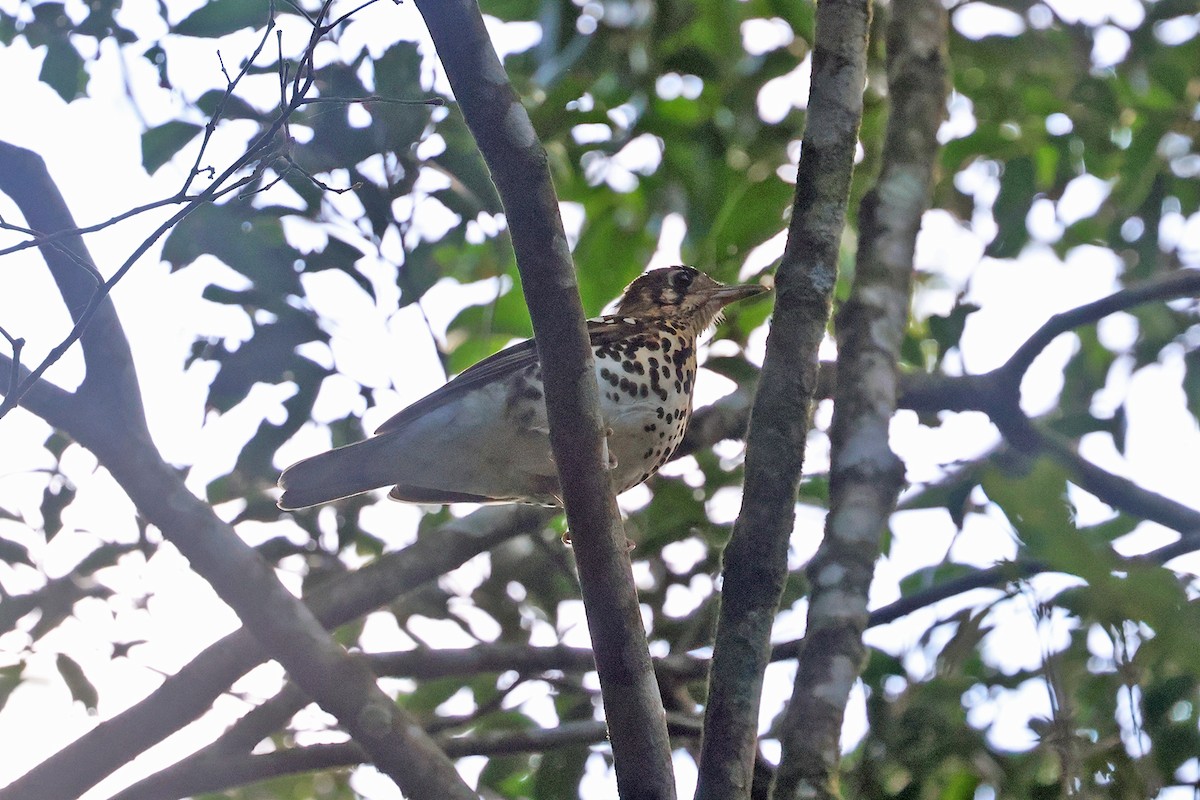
112,715,706,800
0,504,547,800
773,1,948,796
695,1,873,797
412,2,674,798
999,270,1200,382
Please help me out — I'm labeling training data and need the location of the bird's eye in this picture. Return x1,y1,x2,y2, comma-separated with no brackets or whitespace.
671,269,695,291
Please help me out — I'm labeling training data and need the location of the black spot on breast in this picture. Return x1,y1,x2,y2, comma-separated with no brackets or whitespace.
655,387,668,401
661,338,672,352
622,360,635,373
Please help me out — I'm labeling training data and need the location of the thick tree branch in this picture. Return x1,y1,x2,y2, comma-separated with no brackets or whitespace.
993,408,1200,534
0,150,483,800
88,502,1200,800
773,1,948,797
113,716,706,800
695,1,872,797
412,2,674,798
1,504,547,800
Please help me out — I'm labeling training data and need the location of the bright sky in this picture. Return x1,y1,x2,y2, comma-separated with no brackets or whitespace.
0,0,1198,797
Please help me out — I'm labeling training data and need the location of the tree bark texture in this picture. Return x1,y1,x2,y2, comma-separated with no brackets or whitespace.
411,3,676,797
0,141,479,800
695,0,873,798
773,0,948,796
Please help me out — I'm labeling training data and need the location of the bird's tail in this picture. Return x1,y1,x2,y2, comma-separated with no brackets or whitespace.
277,435,402,510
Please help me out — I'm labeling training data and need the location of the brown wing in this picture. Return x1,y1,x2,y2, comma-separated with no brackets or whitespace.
374,316,639,436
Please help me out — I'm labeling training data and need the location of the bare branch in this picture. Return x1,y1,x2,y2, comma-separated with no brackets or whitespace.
113,716,705,800
0,324,22,399
696,0,872,796
0,12,485,794
0,505,547,800
0,0,340,418
413,2,675,797
999,270,1200,382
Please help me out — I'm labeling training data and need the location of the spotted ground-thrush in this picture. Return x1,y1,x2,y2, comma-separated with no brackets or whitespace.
277,266,767,509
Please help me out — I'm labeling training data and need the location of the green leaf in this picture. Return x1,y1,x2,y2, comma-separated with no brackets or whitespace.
40,481,75,541
173,0,266,37
0,663,25,714
162,202,303,296
0,535,32,567
39,40,86,102
194,90,260,121
532,745,589,800
926,302,980,361
56,653,99,713
985,156,1035,258
141,121,203,174
479,752,534,798
1182,347,1200,422
981,457,1121,583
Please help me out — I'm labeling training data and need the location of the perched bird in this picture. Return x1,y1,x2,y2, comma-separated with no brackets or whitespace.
277,266,767,509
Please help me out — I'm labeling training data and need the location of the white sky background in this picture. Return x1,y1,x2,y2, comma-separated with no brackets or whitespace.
0,0,1198,797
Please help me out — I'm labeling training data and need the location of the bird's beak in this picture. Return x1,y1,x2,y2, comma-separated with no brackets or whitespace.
705,282,771,307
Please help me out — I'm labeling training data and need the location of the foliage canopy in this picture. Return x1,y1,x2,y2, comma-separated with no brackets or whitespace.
0,0,1198,798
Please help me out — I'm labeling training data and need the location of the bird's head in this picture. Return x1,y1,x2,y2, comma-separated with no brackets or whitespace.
615,266,768,333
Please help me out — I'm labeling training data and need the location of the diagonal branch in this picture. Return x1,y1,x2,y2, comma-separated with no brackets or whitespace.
999,270,1200,382
0,143,476,800
112,716,706,800
0,504,547,800
412,2,675,798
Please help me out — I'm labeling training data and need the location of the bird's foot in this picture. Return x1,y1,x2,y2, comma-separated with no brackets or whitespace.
559,530,635,551
603,427,617,469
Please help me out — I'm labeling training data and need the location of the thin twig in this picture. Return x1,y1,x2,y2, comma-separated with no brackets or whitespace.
0,323,23,399
297,95,445,106
0,1,325,419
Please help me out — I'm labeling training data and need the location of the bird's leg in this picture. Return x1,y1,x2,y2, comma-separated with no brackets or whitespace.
603,426,617,469
562,429,617,547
